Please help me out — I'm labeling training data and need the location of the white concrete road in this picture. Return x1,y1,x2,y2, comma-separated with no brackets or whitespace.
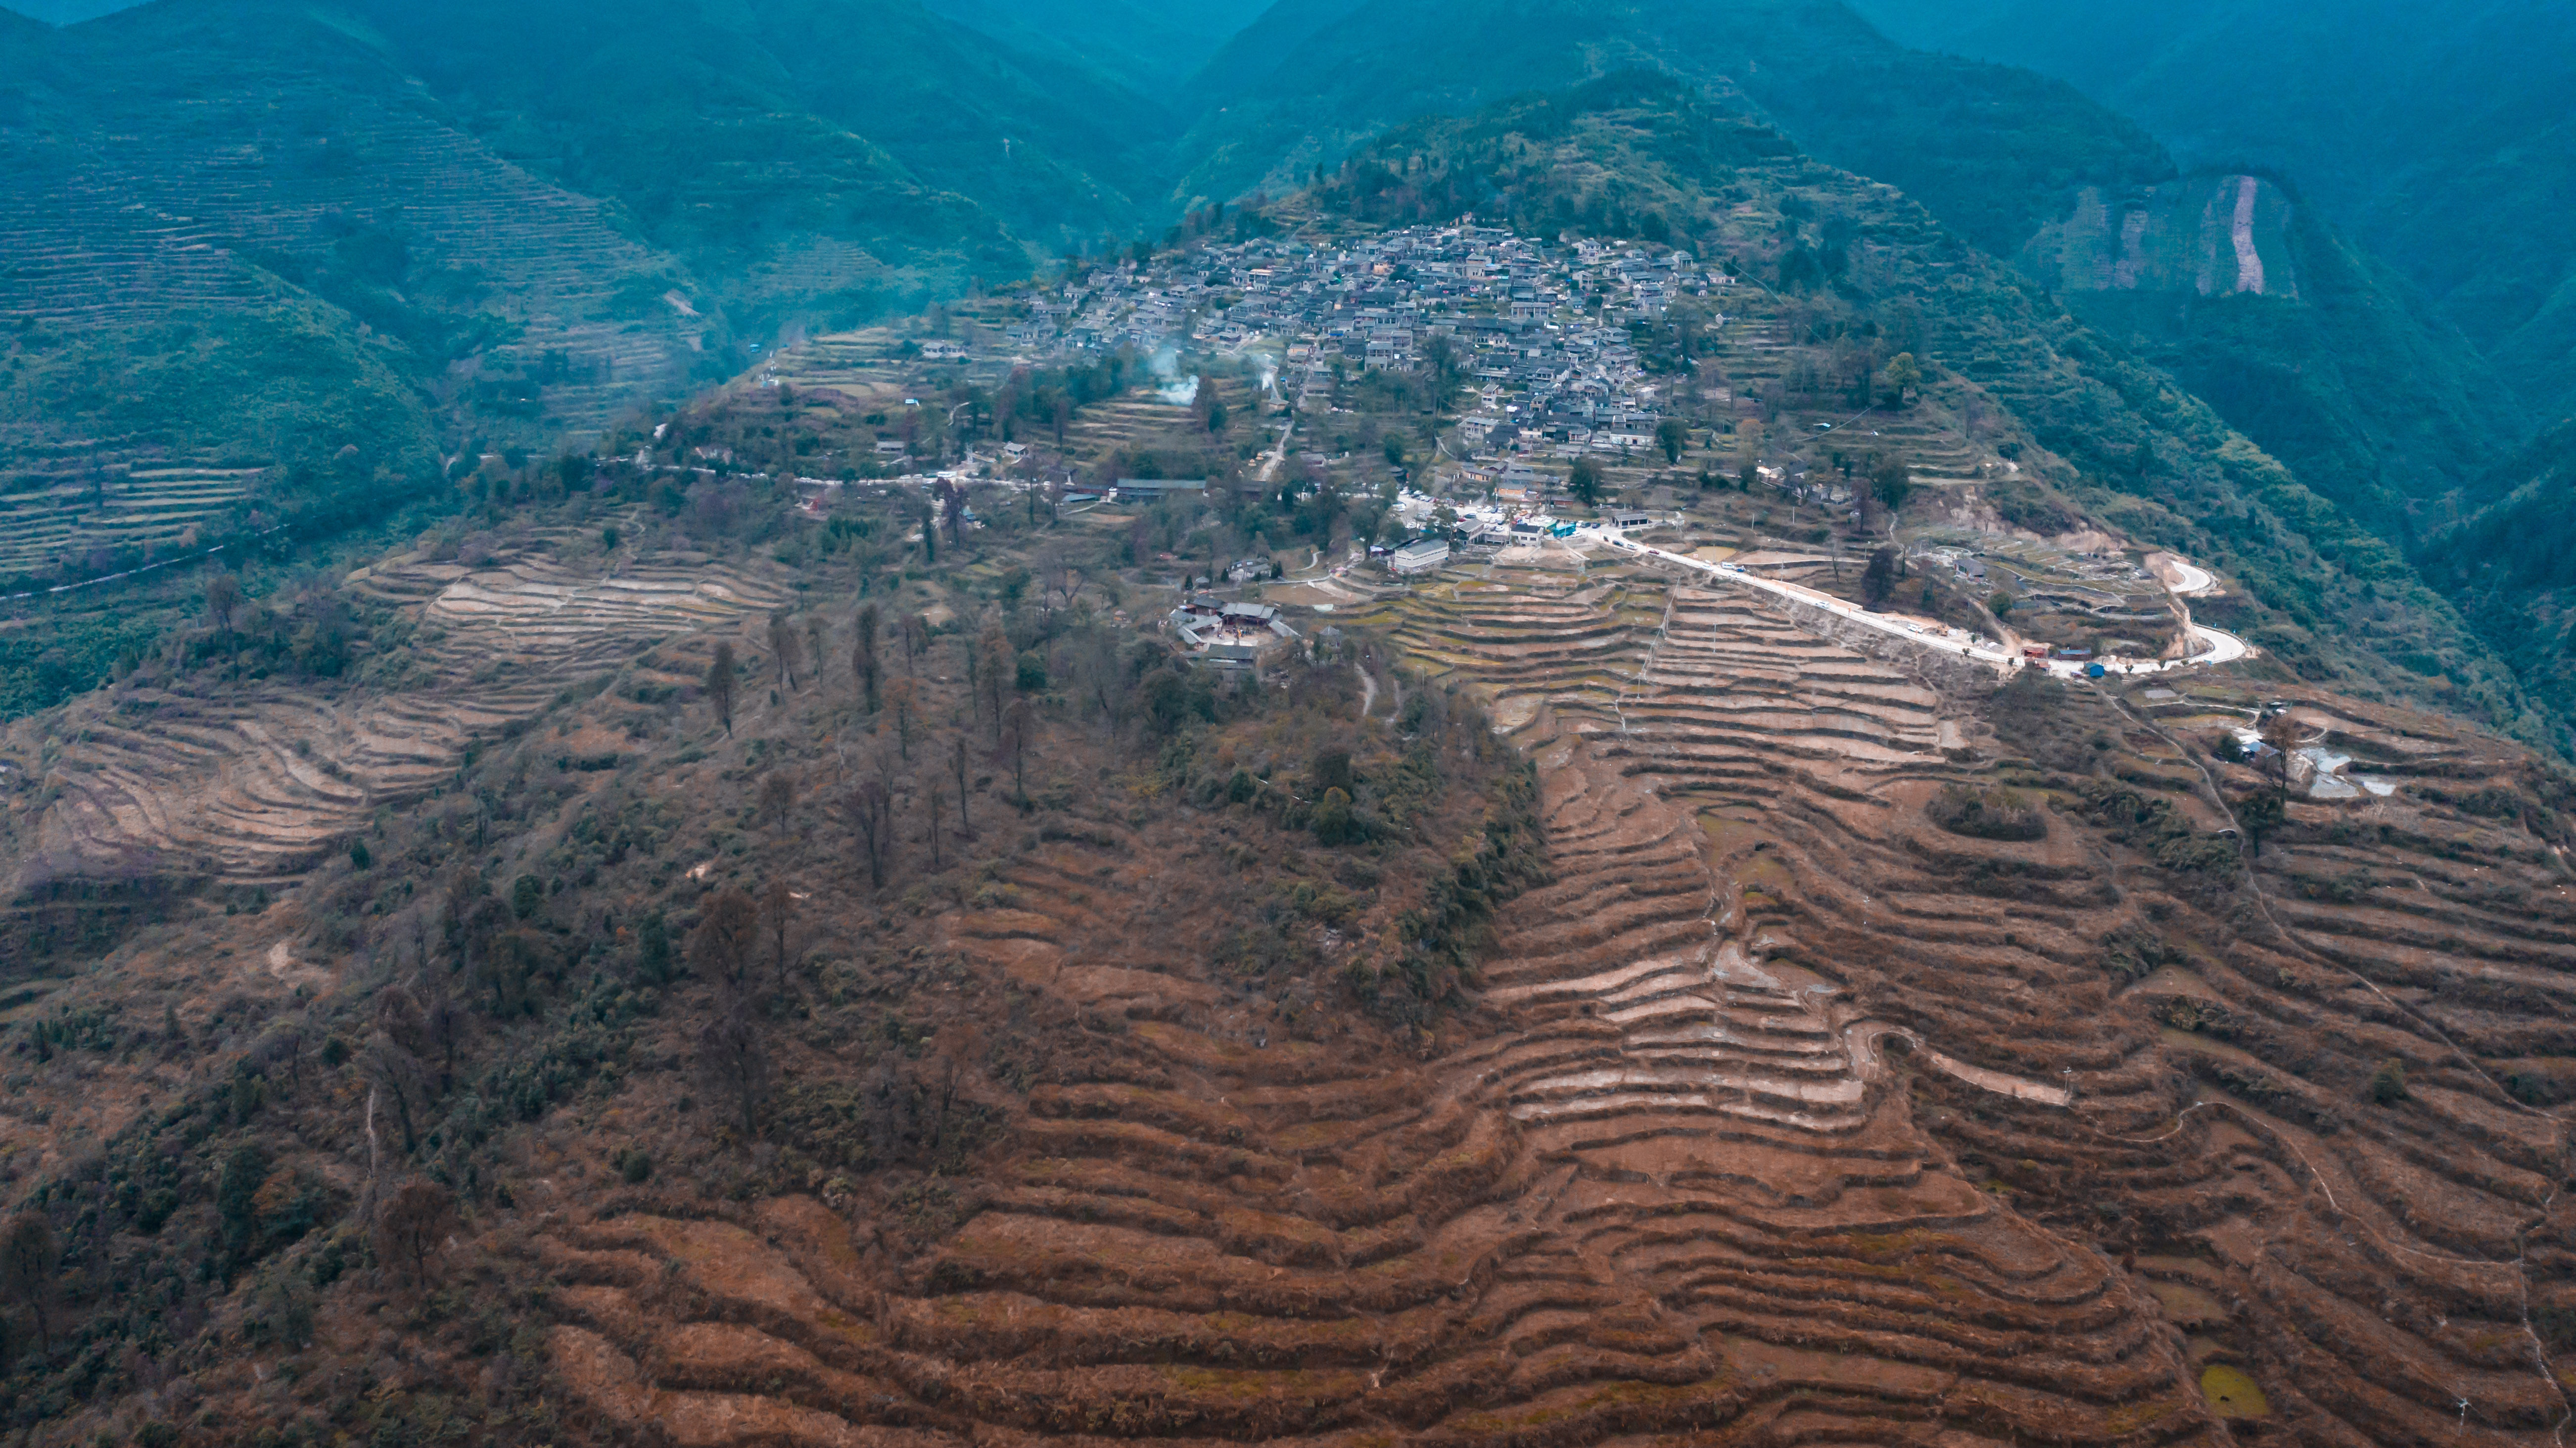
1587,527,2248,678
2148,551,2218,597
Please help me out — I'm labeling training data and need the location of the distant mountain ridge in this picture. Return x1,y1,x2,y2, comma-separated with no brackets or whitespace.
1174,0,2178,257
2014,171,2521,535
1847,0,2576,423
0,0,133,23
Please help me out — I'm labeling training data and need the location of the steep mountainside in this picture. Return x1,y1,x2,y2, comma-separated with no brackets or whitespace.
0,0,1157,598
2418,420,2576,737
1171,0,2524,572
2016,171,2521,535
1849,0,2576,422
349,0,1163,278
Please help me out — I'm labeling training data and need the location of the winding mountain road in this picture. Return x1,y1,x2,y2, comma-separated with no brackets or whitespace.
1589,527,2249,675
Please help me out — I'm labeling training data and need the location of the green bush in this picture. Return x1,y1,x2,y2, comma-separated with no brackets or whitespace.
1926,784,2047,841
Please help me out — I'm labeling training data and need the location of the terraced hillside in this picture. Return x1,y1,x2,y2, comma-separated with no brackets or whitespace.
8,537,788,888
463,546,2574,1448
0,455,261,578
0,52,701,437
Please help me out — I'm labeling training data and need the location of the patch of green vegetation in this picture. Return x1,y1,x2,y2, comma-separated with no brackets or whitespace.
2199,1363,2269,1418
1926,784,2047,841
2,302,433,482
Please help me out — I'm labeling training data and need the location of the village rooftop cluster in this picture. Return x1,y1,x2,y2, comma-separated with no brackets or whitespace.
1007,222,1733,491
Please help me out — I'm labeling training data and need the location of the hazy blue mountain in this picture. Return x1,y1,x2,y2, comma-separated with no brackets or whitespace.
1175,0,2176,256
0,0,138,22
1846,0,2576,421
923,0,1273,90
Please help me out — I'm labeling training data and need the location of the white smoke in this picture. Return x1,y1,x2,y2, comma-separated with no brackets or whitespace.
1148,348,1200,405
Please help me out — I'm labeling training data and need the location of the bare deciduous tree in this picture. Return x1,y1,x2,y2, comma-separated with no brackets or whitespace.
981,628,1012,740
759,771,798,834
885,678,918,760
699,1001,773,1138
854,602,882,713
759,879,796,985
767,611,802,691
1,1210,58,1348
371,1179,456,1289
690,887,760,988
203,569,244,635
848,780,893,889
707,640,738,735
2260,710,2301,796
359,1036,429,1155
1001,697,1035,804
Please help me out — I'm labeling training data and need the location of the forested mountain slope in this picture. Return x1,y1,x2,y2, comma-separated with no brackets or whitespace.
2015,171,2522,537
2418,420,2576,737
1849,0,2576,424
1176,0,2174,257
922,0,1275,91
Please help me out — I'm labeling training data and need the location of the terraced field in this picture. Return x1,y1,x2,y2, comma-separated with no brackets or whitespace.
514,557,2576,1448
0,455,261,578
14,537,788,886
0,67,698,427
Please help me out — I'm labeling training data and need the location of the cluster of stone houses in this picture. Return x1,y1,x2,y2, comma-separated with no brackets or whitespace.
985,225,1729,479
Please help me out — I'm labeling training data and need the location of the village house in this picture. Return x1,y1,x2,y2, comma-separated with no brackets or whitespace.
1168,596,1299,668
1389,537,1451,576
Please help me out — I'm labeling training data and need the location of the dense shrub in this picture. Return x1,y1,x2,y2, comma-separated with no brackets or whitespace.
1926,784,2047,841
